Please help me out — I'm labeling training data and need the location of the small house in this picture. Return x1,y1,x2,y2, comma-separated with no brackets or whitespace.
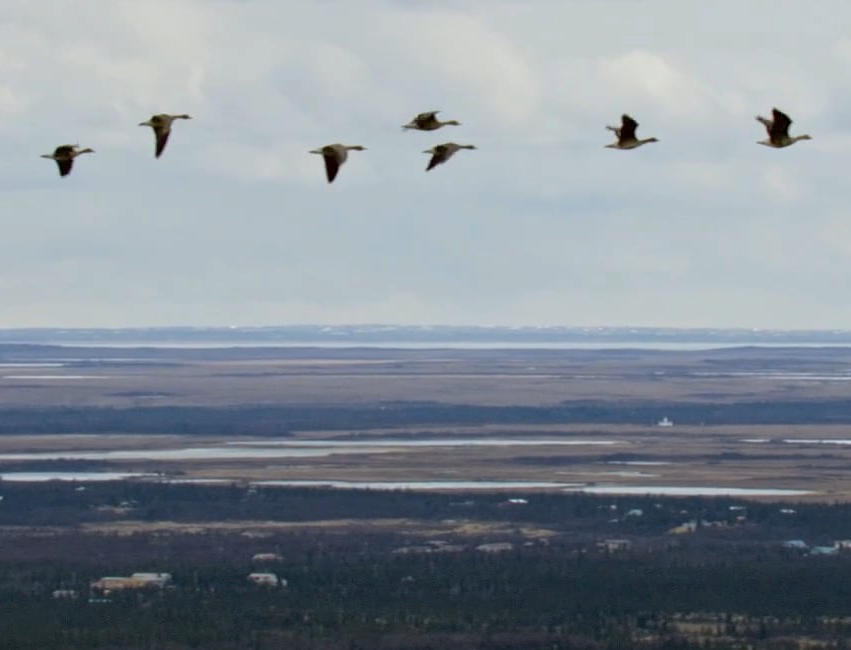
475,542,514,553
90,572,172,593
247,572,284,587
782,540,808,550
597,539,632,553
810,546,838,556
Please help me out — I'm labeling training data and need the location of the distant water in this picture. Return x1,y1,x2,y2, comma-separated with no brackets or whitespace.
746,438,851,446
19,341,851,351
568,486,812,496
0,447,387,461
231,438,622,448
3,375,109,380
0,473,811,495
0,438,622,462
253,480,582,490
0,471,151,482
3,325,851,350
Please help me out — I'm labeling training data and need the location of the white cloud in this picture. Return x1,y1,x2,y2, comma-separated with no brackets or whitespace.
0,1,850,328
760,165,808,203
377,8,540,127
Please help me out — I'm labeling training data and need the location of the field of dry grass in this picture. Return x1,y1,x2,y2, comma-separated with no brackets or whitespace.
2,344,851,500
1,345,851,407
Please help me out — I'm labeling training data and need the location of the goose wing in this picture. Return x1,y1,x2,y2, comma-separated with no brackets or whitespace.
323,153,340,183
425,145,448,171
153,126,171,158
414,111,441,128
619,115,638,143
756,115,773,136
770,108,792,139
425,153,442,171
56,158,73,177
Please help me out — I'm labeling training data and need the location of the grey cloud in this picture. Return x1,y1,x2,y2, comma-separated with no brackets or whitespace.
0,1,849,327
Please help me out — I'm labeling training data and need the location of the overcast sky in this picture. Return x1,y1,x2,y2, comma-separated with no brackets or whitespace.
1,0,850,328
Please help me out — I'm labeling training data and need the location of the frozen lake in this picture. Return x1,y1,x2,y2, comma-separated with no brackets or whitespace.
0,471,152,482
744,438,851,446
253,479,582,490
0,437,622,461
231,438,622,448
566,485,813,496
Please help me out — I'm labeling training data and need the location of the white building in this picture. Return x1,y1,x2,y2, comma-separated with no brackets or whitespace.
247,572,286,587
90,572,172,593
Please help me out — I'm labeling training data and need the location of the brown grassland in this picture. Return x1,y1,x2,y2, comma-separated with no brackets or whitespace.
0,344,850,501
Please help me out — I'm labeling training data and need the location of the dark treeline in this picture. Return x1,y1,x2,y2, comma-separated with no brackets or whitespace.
2,482,851,543
3,485,851,648
3,528,851,649
3,398,851,435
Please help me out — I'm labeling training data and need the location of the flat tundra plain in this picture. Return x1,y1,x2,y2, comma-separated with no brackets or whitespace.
2,344,851,501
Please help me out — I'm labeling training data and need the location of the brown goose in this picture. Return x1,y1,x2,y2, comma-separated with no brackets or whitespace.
402,111,461,131
40,144,95,177
756,108,812,148
605,114,659,149
309,144,366,183
423,142,476,171
138,113,192,158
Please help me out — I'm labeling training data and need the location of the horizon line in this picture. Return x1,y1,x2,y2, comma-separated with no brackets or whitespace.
0,324,850,334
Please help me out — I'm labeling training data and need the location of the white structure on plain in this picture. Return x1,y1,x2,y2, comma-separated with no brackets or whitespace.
475,542,514,553
90,572,172,593
597,539,632,553
247,572,286,587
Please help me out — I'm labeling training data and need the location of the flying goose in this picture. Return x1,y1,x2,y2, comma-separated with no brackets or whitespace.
605,114,659,149
403,111,461,131
756,108,812,148
309,144,366,183
138,113,192,158
423,142,476,171
40,144,95,177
